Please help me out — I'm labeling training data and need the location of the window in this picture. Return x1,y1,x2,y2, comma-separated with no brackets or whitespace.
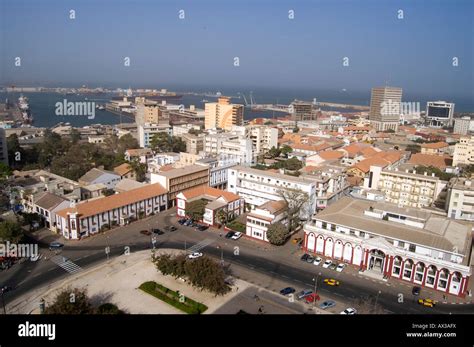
409,244,416,252
322,222,327,229
398,241,405,248
359,231,365,238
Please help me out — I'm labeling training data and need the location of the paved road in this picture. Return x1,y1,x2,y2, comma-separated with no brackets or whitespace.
1,210,472,314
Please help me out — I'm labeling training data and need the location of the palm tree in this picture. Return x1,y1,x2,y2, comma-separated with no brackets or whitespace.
216,209,228,226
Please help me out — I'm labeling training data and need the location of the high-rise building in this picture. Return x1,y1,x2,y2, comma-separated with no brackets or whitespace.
0,128,8,166
290,100,318,121
136,101,160,125
425,101,455,128
204,97,244,131
453,136,474,166
369,86,403,131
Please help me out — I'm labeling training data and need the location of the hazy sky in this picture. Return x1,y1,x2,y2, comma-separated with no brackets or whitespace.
1,0,473,97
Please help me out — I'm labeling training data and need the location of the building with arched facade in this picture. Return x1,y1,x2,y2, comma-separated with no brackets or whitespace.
303,197,472,297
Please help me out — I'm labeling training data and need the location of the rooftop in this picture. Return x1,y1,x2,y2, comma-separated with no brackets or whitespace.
56,183,168,219
35,192,69,210
311,197,472,259
153,164,209,179
231,165,316,185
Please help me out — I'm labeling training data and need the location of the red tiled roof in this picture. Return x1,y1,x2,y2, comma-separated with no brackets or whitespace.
180,186,241,203
57,183,168,219
408,153,452,169
421,142,449,149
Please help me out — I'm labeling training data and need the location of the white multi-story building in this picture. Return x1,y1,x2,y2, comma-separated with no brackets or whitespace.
453,135,474,166
195,156,237,189
147,152,181,173
304,197,472,297
247,125,279,155
138,123,173,148
227,166,317,218
446,177,474,220
426,101,455,128
204,130,255,165
301,164,349,209
453,117,474,136
365,165,446,208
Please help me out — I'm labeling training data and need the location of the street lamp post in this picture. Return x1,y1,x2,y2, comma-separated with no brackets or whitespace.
0,288,6,314
105,236,110,261
374,290,382,313
312,272,322,310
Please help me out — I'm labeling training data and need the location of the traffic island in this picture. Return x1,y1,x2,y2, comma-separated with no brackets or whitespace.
139,281,208,314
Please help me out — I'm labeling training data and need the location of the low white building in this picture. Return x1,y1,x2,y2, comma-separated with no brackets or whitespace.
78,168,121,191
227,166,316,218
303,197,472,297
195,156,237,189
246,200,288,242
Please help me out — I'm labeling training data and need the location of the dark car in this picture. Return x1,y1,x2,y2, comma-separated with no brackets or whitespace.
0,285,12,293
412,286,421,296
152,229,164,235
306,255,315,263
49,242,64,251
178,218,187,225
168,226,177,232
279,287,296,296
225,231,235,239
197,225,209,231
300,253,310,262
184,220,193,226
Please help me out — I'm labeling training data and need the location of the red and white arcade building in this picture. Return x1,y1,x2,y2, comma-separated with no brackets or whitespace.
303,198,472,297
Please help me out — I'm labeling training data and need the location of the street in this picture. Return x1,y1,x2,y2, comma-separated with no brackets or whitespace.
1,208,472,314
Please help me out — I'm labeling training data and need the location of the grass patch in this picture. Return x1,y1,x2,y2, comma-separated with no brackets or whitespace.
226,220,245,233
139,281,208,314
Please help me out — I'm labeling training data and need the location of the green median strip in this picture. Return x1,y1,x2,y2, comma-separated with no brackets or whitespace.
139,281,208,314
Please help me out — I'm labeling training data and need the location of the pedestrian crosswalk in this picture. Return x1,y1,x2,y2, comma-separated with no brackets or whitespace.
187,238,214,253
50,255,82,274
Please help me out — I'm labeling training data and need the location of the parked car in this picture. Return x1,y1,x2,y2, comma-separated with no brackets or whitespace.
184,220,193,226
231,232,242,240
178,218,187,225
279,287,296,296
187,252,203,259
152,229,164,235
49,242,64,251
323,278,340,286
306,255,315,263
300,254,310,262
313,257,322,266
225,231,236,239
140,229,152,236
165,226,177,232
329,263,337,270
297,289,313,300
319,300,336,310
418,298,437,308
322,259,332,268
304,293,321,304
197,225,209,231
0,285,12,293
412,286,421,296
336,263,346,272
340,307,357,315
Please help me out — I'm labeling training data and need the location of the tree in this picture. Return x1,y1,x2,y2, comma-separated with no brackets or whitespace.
0,162,12,181
96,303,125,314
283,157,303,171
267,146,281,159
280,145,293,158
277,188,309,233
188,128,202,136
129,158,147,182
70,128,81,144
266,222,290,246
414,165,455,181
216,209,228,226
44,287,94,314
0,220,24,242
405,144,421,154
185,199,207,220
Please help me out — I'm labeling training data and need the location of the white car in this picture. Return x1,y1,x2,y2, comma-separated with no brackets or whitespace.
30,254,41,262
340,307,357,315
313,257,322,266
231,232,242,240
336,263,346,272
187,252,203,259
322,260,332,268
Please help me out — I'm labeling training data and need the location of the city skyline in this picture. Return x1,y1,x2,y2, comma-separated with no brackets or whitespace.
1,0,473,99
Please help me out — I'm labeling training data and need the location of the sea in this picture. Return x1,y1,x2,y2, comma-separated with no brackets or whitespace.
1,87,472,128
